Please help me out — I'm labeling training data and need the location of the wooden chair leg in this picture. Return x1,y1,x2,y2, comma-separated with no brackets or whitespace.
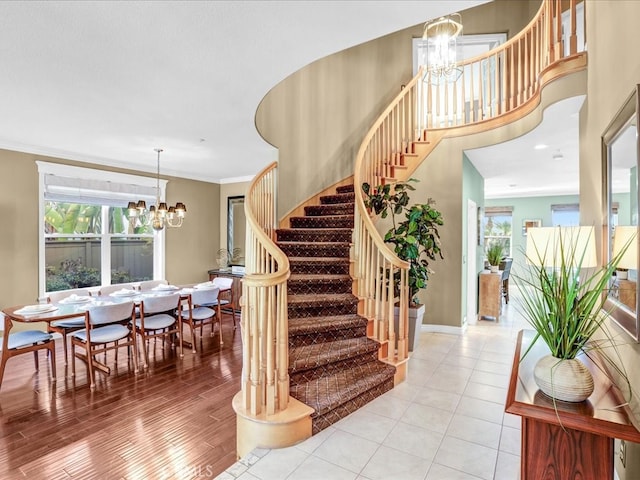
61,331,69,366
48,341,57,381
87,345,96,390
0,355,8,390
140,331,149,370
71,342,76,378
33,349,39,371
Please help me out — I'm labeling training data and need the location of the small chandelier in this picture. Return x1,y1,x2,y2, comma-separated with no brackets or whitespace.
127,148,186,231
422,13,463,84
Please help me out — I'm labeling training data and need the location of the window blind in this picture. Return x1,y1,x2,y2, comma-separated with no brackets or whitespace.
38,161,161,207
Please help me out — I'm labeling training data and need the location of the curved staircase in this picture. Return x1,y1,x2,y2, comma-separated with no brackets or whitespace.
276,184,396,434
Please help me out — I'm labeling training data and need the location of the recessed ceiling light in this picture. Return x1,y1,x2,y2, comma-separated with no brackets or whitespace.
534,144,548,150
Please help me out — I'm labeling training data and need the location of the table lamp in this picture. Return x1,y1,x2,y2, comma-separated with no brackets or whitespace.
612,225,638,280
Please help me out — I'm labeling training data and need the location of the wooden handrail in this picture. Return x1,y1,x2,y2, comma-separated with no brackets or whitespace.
240,161,291,416
352,0,585,368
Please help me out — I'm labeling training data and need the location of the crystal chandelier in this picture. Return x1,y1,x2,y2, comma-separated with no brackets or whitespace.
127,148,186,231
422,13,463,84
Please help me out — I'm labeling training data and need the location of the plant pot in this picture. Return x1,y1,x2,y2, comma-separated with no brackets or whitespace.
490,265,499,273
533,354,594,402
394,304,425,352
617,269,629,280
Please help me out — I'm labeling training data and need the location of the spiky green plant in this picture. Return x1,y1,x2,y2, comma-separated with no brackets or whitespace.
515,226,634,364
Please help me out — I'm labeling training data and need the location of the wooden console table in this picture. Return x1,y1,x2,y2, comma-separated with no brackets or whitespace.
505,330,640,480
478,270,502,321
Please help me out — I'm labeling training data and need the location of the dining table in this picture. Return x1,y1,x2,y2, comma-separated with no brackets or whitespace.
2,281,222,355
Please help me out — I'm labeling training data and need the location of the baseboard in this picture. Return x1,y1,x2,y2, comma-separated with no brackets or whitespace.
421,323,467,336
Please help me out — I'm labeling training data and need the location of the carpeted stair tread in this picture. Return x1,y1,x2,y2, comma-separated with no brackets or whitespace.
336,184,355,193
289,314,367,336
287,293,357,306
288,256,350,264
319,192,355,205
288,274,353,295
289,273,352,283
289,362,396,417
277,241,351,258
276,228,353,243
288,257,351,272
289,336,380,374
305,203,354,216
289,215,354,229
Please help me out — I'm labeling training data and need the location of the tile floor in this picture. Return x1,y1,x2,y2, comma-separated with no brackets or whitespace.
217,295,529,480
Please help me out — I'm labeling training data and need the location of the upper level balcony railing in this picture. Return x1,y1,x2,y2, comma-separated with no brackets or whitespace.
353,0,586,369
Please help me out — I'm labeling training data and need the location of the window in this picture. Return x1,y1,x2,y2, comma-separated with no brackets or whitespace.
484,206,513,256
551,203,580,226
38,162,166,294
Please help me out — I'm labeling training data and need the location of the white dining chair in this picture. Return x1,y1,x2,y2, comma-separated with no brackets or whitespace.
211,277,238,329
70,301,137,390
138,280,169,291
47,288,92,365
180,286,221,353
0,317,56,390
135,293,182,369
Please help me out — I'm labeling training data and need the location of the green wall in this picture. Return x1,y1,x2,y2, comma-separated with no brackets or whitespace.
462,153,485,324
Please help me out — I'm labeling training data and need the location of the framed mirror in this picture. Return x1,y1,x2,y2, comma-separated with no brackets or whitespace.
602,85,640,341
227,196,246,266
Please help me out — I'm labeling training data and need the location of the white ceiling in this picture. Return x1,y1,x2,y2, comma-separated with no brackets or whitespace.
465,95,586,199
0,0,489,184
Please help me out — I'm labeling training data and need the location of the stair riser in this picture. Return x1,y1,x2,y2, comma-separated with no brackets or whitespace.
336,185,355,194
304,205,354,216
276,230,352,243
288,301,358,319
311,379,394,435
289,350,380,383
288,280,352,295
290,217,354,229
288,325,368,348
319,193,354,205
278,243,350,258
289,262,350,275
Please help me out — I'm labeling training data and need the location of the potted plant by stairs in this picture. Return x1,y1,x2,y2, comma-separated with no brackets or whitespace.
515,226,634,403
486,241,504,273
362,178,444,351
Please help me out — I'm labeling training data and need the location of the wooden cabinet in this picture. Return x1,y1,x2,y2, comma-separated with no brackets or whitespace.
506,330,640,480
208,269,243,312
478,271,502,321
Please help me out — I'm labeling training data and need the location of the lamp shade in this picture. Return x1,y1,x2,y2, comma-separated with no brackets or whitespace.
525,227,557,267
526,226,597,268
612,225,638,270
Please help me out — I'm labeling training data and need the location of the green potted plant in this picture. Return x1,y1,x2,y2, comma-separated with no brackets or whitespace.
362,178,444,350
486,241,504,273
514,226,633,403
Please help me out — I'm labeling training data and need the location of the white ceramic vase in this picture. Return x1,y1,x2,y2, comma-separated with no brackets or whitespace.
533,354,594,402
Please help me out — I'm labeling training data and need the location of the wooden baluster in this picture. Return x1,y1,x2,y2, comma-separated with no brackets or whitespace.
478,62,484,122
452,78,458,126
569,0,577,55
469,63,475,122
555,0,562,60
500,50,506,114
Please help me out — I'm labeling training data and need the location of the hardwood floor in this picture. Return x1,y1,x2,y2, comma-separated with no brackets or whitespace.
0,318,241,479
